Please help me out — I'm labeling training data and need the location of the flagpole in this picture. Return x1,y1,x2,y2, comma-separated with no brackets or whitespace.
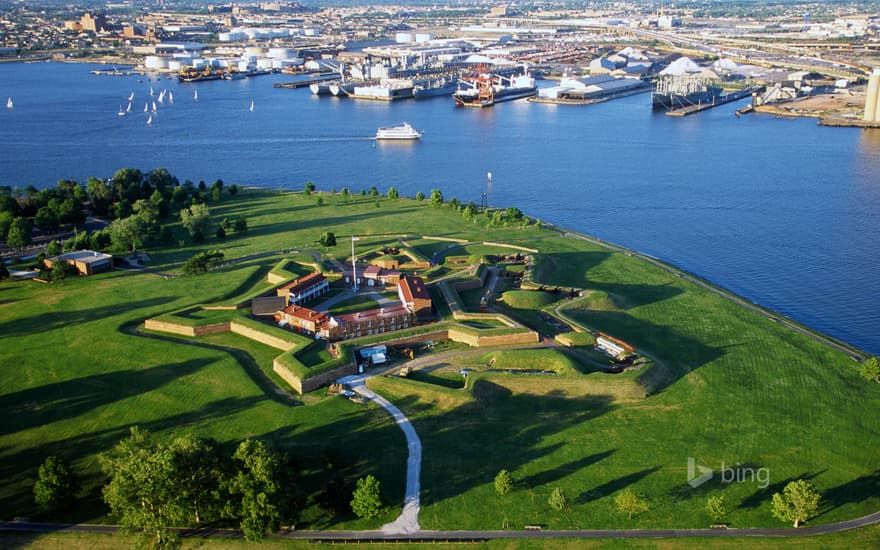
351,235,358,292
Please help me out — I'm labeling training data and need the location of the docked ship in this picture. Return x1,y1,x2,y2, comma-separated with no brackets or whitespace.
453,71,536,108
178,66,225,83
348,79,414,101
651,74,724,111
412,75,458,99
376,122,423,140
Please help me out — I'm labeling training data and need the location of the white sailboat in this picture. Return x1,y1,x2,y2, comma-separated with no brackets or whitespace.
193,89,198,102
249,100,254,112
126,101,132,113
149,86,154,96
168,91,174,104
128,92,134,102
144,102,148,113
157,91,164,104
151,101,157,113
117,104,126,116
5,97,12,109
146,114,152,126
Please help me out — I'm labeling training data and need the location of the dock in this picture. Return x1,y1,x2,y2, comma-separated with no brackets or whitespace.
273,74,337,89
665,87,762,117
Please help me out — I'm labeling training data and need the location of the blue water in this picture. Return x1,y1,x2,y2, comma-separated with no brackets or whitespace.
2,62,879,354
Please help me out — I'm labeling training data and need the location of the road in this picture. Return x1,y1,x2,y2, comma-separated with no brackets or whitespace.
3,509,880,541
338,373,422,534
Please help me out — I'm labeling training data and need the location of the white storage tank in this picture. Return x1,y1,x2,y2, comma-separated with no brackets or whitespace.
395,32,413,43
192,58,208,68
167,60,183,71
238,60,251,72
415,33,434,43
144,55,170,70
268,47,296,59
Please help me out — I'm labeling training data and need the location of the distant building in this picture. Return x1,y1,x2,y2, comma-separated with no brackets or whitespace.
80,12,108,33
43,250,113,276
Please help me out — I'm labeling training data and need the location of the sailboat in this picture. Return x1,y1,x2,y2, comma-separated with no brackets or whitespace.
5,97,12,109
117,104,126,116
126,101,132,113
157,91,164,104
249,100,254,112
149,86,154,96
168,91,174,104
144,102,148,113
151,101,157,113
146,114,152,126
128,92,134,102
193,89,198,102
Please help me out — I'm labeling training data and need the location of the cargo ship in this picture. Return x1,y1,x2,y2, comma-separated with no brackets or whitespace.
652,74,724,110
453,71,536,108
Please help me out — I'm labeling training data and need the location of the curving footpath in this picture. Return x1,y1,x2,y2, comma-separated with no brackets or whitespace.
338,373,421,534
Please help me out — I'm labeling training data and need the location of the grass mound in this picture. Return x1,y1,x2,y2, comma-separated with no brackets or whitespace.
501,289,558,309
480,349,580,375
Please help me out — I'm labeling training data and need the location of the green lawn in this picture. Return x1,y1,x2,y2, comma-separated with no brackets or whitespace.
1,189,878,540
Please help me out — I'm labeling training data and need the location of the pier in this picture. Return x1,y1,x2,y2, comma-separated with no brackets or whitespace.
665,87,762,117
273,74,337,89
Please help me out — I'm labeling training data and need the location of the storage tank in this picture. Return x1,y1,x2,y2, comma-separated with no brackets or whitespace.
144,55,170,70
395,32,413,43
167,60,183,71
268,47,296,59
415,33,434,43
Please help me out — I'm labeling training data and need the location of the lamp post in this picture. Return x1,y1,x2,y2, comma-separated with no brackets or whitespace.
351,235,360,292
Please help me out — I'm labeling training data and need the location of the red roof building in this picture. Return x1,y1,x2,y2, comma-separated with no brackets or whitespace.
398,275,432,320
276,271,330,306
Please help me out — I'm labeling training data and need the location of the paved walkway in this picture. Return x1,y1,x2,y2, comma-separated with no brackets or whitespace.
338,373,421,534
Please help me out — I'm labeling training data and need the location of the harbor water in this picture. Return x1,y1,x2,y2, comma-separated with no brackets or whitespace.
1,62,879,354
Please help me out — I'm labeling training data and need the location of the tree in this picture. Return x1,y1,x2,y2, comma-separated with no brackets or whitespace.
110,216,146,253
859,357,879,383
101,427,183,548
133,199,159,234
51,259,80,281
180,203,210,237
415,191,424,201
216,226,226,239
228,184,238,196
45,239,61,257
706,495,727,522
0,263,8,280
548,487,568,511
149,189,169,218
429,189,443,207
319,231,336,248
304,181,315,195
350,475,382,519
369,185,378,197
387,187,398,199
316,196,324,207
35,205,59,231
183,250,224,275
228,439,285,541
167,435,226,526
6,217,33,249
233,216,248,233
771,479,820,527
171,186,188,206
615,489,649,519
0,210,14,241
34,456,79,511
505,207,523,223
494,469,513,496
449,197,461,211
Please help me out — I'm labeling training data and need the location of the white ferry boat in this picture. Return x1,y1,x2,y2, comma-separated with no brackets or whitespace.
375,122,423,140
